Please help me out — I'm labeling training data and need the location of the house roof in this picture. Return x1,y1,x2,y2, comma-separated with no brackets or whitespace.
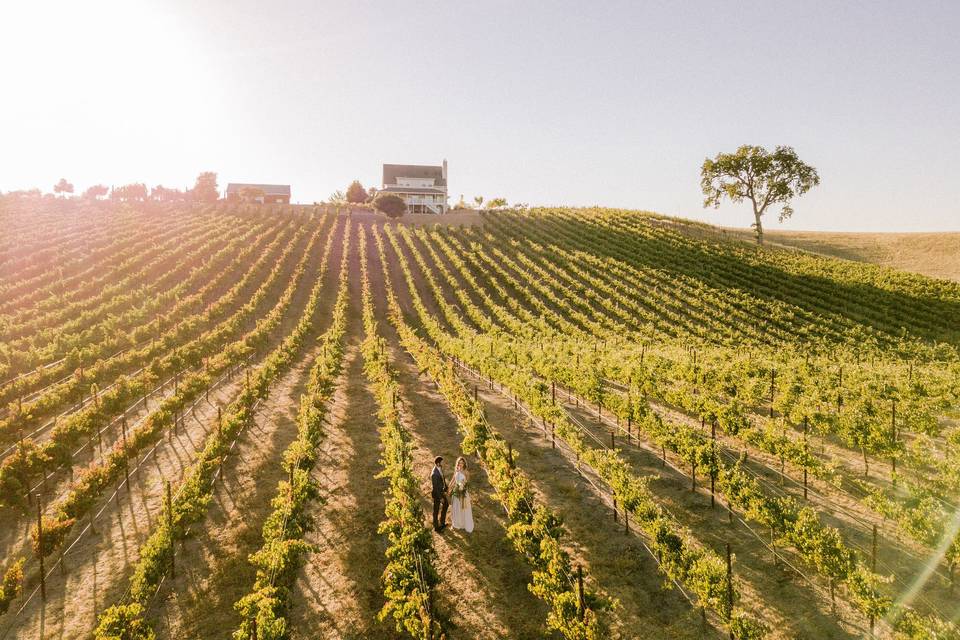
382,164,446,187
380,186,447,194
225,183,291,196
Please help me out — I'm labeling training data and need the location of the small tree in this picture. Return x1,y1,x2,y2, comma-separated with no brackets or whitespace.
151,185,184,202
53,178,74,197
83,184,109,200
346,180,367,204
110,183,148,201
701,145,820,245
328,190,346,204
487,197,508,209
191,171,219,203
473,195,484,208
373,193,406,219
239,186,265,203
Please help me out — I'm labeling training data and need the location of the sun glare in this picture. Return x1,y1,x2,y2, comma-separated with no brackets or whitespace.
0,1,216,188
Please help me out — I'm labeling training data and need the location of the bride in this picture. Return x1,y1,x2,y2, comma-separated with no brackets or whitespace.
449,457,474,533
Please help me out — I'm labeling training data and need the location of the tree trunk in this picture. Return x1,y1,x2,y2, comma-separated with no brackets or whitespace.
753,206,764,245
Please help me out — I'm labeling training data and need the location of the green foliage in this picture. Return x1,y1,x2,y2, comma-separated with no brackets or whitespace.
192,171,219,203
0,558,25,614
374,193,407,219
701,145,819,244
93,602,156,640
346,180,368,204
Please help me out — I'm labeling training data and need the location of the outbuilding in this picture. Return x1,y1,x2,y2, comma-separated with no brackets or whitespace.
225,183,291,204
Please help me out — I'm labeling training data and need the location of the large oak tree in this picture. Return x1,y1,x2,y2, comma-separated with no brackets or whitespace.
701,145,819,245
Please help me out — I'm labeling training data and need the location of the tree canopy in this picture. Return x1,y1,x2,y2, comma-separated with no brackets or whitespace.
700,145,820,245
239,186,265,203
373,193,406,219
53,178,74,197
83,184,109,200
110,183,148,201
192,171,219,203
346,180,368,204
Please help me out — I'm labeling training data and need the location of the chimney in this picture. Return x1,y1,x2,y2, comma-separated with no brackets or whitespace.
442,159,448,183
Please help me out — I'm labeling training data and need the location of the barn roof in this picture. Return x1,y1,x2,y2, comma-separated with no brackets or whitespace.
225,183,291,196
382,164,446,187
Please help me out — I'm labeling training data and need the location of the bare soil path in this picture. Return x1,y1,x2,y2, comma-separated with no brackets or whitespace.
559,393,861,640
1,371,245,640
464,372,714,640
286,344,397,640
151,343,318,639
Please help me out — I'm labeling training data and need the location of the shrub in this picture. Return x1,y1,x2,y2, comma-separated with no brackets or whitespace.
373,193,406,219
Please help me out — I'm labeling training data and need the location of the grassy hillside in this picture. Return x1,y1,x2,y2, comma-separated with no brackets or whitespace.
722,227,960,283
1,198,958,640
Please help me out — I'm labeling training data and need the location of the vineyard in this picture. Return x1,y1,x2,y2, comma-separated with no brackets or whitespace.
0,197,958,640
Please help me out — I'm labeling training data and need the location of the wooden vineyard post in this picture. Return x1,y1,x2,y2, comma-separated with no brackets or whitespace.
577,565,585,621
551,423,555,449
610,431,615,450
627,415,632,444
872,524,878,572
37,495,46,600
167,481,175,578
769,368,776,418
96,400,103,453
613,494,618,523
691,460,696,492
507,443,514,469
891,399,898,484
624,505,629,534
803,416,809,500
20,429,31,506
122,416,130,491
726,544,734,639
551,381,556,405
661,444,666,467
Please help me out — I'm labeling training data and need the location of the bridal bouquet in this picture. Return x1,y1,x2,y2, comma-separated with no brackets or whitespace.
451,479,468,503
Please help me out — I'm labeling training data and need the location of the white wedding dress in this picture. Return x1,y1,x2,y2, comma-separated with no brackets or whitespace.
450,471,474,533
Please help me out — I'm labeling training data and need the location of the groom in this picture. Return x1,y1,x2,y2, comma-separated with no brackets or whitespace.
431,456,449,532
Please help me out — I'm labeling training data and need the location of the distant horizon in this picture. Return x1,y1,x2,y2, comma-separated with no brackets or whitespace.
4,184,960,234
2,0,958,233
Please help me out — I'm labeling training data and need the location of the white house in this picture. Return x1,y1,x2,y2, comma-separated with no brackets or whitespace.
380,160,448,214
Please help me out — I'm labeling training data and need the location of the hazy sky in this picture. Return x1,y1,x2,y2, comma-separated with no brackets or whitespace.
2,0,958,231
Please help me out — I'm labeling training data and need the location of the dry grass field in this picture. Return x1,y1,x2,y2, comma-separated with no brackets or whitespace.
729,229,960,283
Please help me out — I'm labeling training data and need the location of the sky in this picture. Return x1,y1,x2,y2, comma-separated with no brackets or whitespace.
1,0,958,232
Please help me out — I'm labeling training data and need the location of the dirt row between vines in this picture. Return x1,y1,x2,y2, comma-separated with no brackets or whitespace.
379,220,864,638
401,222,958,636
0,216,338,640
150,218,349,637
0,219,302,565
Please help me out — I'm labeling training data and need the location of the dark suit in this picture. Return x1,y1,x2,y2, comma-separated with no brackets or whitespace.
431,466,448,528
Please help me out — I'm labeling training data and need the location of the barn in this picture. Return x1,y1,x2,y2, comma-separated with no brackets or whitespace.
225,183,291,204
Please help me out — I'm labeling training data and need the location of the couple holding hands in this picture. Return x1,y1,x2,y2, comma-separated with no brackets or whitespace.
430,456,474,533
